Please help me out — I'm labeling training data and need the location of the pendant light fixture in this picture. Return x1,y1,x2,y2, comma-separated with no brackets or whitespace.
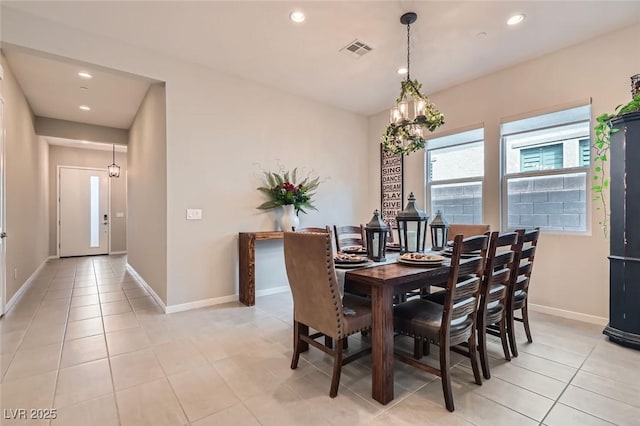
381,12,445,156
108,144,120,178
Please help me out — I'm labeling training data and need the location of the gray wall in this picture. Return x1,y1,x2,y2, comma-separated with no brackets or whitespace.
128,84,167,304
48,145,127,255
430,182,483,224
35,116,129,145
1,53,49,302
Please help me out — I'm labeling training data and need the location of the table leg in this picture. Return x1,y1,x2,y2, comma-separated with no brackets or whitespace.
238,233,256,306
371,284,395,404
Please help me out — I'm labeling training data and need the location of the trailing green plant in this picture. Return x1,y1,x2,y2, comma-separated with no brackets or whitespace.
592,94,640,237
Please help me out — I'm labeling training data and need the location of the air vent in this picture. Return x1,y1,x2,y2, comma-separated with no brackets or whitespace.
340,39,373,58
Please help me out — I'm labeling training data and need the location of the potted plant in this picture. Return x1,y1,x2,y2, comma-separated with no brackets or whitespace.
592,93,640,236
256,167,321,231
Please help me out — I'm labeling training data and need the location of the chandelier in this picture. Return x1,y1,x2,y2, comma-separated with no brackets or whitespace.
108,144,120,178
381,12,444,156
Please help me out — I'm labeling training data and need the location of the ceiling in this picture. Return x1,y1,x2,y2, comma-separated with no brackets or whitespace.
2,45,154,129
47,136,128,152
2,1,640,124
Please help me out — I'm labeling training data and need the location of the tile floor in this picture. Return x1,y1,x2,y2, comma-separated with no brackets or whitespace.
1,255,639,425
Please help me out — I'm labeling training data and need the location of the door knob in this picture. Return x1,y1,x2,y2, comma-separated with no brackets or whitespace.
0,232,7,238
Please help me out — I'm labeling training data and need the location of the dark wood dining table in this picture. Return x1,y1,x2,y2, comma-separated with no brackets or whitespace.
344,261,450,405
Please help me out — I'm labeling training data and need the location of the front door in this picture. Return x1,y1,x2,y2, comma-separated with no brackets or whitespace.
59,167,109,257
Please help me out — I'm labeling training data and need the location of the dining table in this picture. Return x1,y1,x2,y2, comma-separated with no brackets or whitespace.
342,255,451,405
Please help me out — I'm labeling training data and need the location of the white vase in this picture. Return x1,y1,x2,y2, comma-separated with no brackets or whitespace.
280,204,299,232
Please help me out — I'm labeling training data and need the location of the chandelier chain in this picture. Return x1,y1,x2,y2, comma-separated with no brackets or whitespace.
406,22,411,81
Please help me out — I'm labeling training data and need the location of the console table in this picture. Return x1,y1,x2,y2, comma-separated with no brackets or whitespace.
238,231,284,306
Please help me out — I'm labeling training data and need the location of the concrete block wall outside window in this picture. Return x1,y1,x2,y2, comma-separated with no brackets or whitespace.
427,128,484,225
502,105,591,233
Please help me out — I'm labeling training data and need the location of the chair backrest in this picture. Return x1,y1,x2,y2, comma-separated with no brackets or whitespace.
448,224,490,239
513,228,540,300
283,232,346,339
479,231,522,320
441,234,488,345
333,225,365,252
293,226,331,234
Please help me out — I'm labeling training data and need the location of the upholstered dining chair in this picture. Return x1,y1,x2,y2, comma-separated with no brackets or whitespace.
393,234,488,412
283,231,372,398
333,225,365,252
447,224,490,240
507,228,540,357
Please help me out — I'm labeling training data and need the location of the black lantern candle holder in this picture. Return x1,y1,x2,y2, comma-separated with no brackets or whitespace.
396,192,428,253
429,210,449,251
365,210,389,262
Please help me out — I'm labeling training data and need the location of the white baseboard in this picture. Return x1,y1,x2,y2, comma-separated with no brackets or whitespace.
126,263,167,313
47,255,58,260
529,303,608,326
110,251,127,255
165,295,239,314
6,257,49,313
255,285,289,297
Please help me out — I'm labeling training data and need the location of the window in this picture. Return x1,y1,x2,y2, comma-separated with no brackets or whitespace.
427,128,484,224
502,105,591,232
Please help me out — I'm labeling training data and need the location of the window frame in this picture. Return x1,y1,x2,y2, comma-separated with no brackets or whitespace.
500,113,592,234
426,137,485,224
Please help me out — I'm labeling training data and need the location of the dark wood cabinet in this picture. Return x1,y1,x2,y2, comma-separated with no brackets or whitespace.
604,111,640,349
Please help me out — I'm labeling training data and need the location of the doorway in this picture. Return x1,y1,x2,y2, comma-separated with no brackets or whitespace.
58,167,110,257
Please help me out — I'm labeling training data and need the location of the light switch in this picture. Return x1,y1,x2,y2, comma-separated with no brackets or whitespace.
116,212,125,218
186,209,202,220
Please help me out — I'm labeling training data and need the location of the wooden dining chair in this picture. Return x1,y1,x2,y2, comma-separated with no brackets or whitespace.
393,234,488,412
292,226,331,233
283,231,372,398
447,224,490,239
507,228,540,357
477,231,522,378
333,225,365,252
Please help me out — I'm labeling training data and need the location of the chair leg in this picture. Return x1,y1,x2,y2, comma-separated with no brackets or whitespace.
439,343,455,412
423,340,430,356
468,329,483,386
329,340,344,398
325,336,333,349
291,321,303,369
413,338,423,359
342,337,349,350
499,316,511,362
477,317,490,380
522,301,533,343
507,309,519,358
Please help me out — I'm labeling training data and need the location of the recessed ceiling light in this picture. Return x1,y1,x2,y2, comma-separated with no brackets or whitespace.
397,67,408,75
79,105,91,111
507,14,526,26
78,71,93,79
289,10,305,23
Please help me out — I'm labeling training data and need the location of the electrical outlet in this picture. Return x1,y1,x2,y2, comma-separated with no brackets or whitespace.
186,209,202,220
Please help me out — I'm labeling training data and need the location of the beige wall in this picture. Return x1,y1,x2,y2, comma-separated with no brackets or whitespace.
47,145,127,255
128,84,167,304
368,23,640,320
35,116,129,145
2,12,373,309
0,53,49,302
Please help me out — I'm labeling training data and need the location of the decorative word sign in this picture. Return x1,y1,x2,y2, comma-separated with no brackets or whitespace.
380,146,404,228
